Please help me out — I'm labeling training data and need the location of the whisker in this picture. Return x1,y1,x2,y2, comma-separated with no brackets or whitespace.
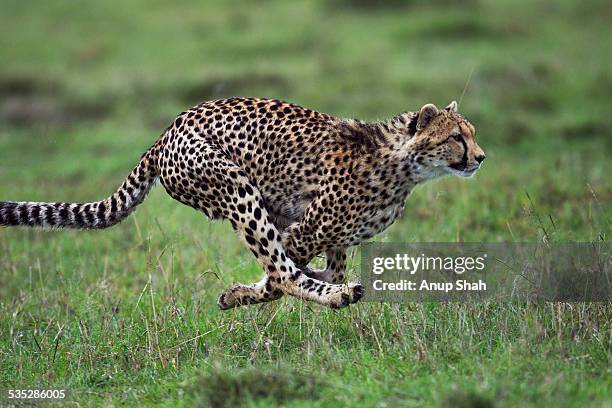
458,65,476,108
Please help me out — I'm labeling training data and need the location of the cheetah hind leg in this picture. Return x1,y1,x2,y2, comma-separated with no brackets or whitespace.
217,276,283,310
188,146,363,310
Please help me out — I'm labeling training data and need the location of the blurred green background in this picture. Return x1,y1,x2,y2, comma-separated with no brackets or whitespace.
0,0,610,407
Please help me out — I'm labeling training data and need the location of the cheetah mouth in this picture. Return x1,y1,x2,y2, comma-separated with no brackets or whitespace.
449,161,468,171
447,163,479,178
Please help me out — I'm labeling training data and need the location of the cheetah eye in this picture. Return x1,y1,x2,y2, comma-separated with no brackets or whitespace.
451,133,463,142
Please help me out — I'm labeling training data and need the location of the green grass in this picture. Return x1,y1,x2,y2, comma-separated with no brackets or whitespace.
0,0,610,406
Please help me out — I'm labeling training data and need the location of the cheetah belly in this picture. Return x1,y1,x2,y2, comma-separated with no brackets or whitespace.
265,189,317,232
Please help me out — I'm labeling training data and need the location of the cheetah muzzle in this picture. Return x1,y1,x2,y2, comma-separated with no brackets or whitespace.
1,97,485,310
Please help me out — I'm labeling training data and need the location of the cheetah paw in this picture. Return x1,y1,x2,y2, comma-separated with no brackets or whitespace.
330,283,364,309
217,289,238,310
217,284,284,310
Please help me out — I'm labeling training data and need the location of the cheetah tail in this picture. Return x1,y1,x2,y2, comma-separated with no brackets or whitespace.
0,143,161,229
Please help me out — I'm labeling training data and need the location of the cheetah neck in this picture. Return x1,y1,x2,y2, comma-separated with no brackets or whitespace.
336,111,417,154
366,111,448,190
337,112,445,201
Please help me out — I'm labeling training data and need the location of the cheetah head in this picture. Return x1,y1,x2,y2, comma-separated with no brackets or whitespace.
409,101,485,179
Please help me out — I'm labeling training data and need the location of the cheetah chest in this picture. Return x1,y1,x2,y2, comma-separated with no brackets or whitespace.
350,200,406,244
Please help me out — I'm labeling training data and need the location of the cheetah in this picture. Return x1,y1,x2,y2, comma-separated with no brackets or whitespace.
0,98,485,309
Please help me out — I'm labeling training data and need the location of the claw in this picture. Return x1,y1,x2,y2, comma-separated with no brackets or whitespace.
350,284,364,303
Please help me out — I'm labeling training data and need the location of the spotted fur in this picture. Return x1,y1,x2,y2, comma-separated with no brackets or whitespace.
1,97,485,309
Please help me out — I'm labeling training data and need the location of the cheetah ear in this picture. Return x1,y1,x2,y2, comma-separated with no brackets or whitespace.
416,104,439,131
445,100,458,112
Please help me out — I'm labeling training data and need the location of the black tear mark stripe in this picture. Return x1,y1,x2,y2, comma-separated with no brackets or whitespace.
458,136,468,166
441,135,468,165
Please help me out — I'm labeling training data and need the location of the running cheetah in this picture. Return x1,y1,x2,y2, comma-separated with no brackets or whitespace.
0,98,485,309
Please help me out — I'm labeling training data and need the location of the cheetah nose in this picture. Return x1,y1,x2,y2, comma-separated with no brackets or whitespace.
475,154,486,164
